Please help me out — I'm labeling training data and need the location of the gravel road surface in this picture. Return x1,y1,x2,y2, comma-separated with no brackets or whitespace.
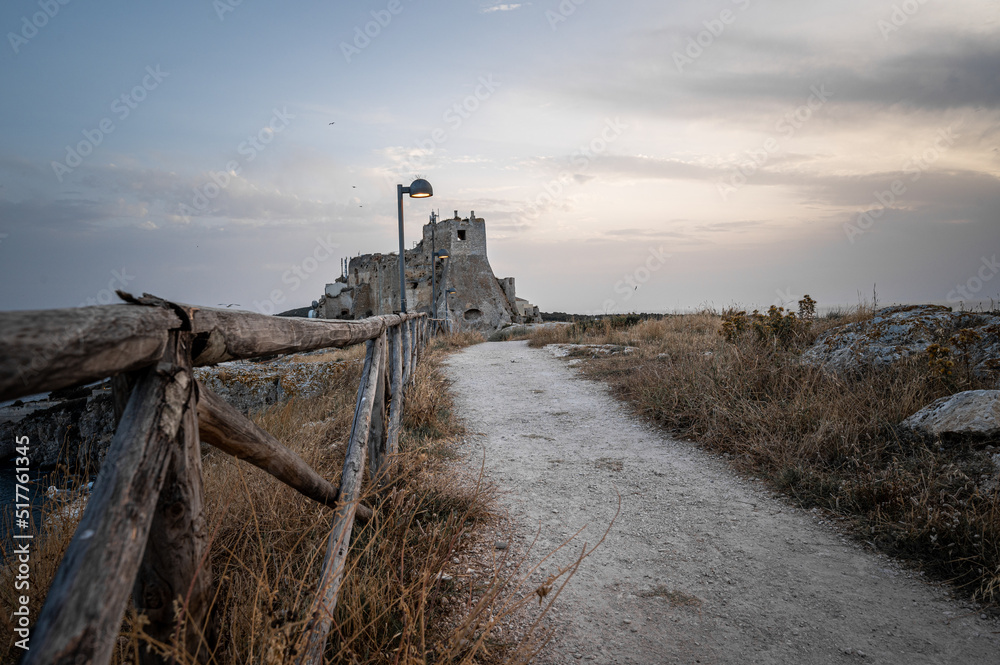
443,340,999,665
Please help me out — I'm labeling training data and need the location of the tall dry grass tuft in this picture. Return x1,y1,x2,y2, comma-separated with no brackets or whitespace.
430,330,486,352
524,307,1000,603
0,476,90,660
0,332,562,664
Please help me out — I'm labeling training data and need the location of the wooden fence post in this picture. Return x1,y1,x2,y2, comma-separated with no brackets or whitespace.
2,303,428,665
415,318,423,372
411,317,418,377
23,331,195,665
111,372,140,427
408,319,417,380
132,331,215,664
367,331,388,478
420,316,426,354
401,317,413,386
408,319,417,386
386,323,404,457
295,333,385,664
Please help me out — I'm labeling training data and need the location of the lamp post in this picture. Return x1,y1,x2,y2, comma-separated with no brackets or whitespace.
396,178,433,313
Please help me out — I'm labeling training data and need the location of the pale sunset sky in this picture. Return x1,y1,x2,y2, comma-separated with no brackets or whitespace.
1,0,998,314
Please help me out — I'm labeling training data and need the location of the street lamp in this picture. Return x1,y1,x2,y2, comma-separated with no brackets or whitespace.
396,178,433,313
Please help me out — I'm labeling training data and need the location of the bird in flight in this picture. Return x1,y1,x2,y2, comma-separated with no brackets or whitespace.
328,122,335,125
217,303,242,308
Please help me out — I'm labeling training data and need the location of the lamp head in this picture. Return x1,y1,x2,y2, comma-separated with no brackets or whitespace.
446,288,457,295
407,178,433,198
435,249,450,259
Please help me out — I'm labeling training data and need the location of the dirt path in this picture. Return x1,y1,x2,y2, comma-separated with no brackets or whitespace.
443,341,1000,665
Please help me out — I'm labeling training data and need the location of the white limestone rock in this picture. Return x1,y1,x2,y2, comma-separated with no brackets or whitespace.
802,305,1000,379
900,390,1000,441
194,354,357,414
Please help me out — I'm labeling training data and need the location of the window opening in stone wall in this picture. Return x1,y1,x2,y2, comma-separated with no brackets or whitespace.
457,230,466,241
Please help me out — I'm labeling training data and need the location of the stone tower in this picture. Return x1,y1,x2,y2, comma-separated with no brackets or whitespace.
318,211,541,331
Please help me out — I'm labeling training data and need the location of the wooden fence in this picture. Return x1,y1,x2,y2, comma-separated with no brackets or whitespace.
0,292,430,665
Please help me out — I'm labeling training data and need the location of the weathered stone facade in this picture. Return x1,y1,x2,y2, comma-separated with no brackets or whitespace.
318,211,541,332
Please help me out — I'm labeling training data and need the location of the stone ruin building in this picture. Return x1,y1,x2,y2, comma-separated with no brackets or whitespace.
316,211,541,332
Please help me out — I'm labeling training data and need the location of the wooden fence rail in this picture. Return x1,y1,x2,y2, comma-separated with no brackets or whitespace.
0,293,430,665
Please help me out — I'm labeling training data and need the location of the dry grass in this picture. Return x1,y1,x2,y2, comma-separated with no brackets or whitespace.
288,345,368,364
429,330,487,353
0,331,579,665
522,308,1000,604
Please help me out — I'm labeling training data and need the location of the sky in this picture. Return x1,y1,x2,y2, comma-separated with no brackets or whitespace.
1,0,998,315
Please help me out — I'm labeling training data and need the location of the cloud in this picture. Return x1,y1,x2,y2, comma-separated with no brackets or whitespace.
690,37,1000,111
585,154,717,181
602,227,689,238
0,197,111,234
804,168,1000,226
698,220,767,233
510,138,1000,236
535,29,1000,124
481,3,524,13
598,220,766,243
0,159,360,234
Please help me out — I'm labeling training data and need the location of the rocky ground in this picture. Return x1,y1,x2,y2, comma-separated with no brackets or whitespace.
802,305,1000,380
443,340,1000,665
0,384,114,469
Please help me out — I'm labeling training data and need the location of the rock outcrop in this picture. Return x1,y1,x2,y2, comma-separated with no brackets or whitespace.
900,390,1000,443
802,305,1000,380
0,387,115,469
194,354,358,415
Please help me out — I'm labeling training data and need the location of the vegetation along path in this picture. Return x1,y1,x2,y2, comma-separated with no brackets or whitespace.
443,340,999,665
